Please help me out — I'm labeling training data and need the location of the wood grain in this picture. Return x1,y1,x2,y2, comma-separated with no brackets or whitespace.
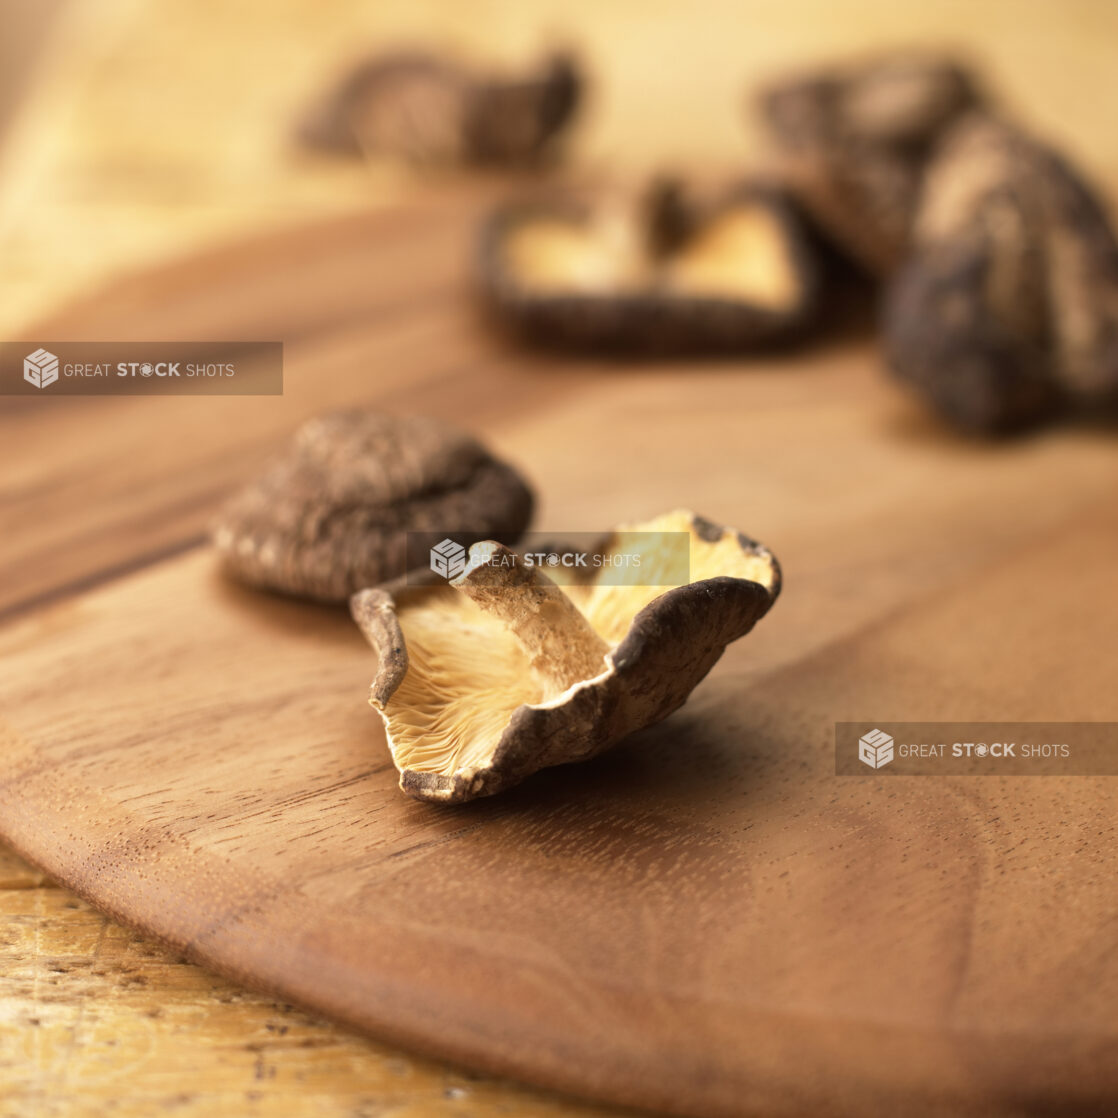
0,191,601,620
0,843,624,1118
3,196,1118,1115
0,195,481,618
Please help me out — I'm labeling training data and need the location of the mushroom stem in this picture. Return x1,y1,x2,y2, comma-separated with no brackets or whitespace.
451,541,609,692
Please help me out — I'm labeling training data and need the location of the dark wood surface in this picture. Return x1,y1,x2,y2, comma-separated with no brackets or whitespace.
3,193,1118,1117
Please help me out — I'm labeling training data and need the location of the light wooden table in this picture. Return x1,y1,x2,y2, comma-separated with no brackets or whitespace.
2,2,1117,1115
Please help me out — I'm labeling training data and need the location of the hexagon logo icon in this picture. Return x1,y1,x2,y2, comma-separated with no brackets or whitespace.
24,348,59,389
429,537,467,580
859,728,894,769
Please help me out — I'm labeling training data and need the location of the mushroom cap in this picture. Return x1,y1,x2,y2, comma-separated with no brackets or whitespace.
464,51,582,165
299,49,581,166
759,51,985,275
298,52,468,159
884,113,1118,431
351,511,781,803
479,182,820,352
213,410,534,602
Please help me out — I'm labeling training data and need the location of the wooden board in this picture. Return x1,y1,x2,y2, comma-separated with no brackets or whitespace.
3,193,1118,1118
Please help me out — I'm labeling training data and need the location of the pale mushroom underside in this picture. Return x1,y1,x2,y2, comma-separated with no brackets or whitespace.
355,510,780,802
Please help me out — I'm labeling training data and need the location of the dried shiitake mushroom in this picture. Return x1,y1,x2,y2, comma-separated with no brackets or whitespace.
759,52,984,275
213,411,534,602
299,49,581,166
884,113,1118,432
351,511,781,803
480,179,819,351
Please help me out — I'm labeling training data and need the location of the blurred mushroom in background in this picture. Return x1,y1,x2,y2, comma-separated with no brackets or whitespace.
755,49,1118,433
758,51,985,276
299,47,582,168
478,176,821,353
884,112,1118,432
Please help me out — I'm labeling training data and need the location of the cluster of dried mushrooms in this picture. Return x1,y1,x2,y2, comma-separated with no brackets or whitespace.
761,52,1118,431
215,413,781,803
233,47,1118,803
301,45,1118,427
373,47,1111,432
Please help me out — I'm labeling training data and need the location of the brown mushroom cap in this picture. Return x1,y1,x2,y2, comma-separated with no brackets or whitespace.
351,510,781,804
465,53,581,165
480,181,819,352
884,113,1118,431
759,51,984,275
299,49,581,166
213,411,534,602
